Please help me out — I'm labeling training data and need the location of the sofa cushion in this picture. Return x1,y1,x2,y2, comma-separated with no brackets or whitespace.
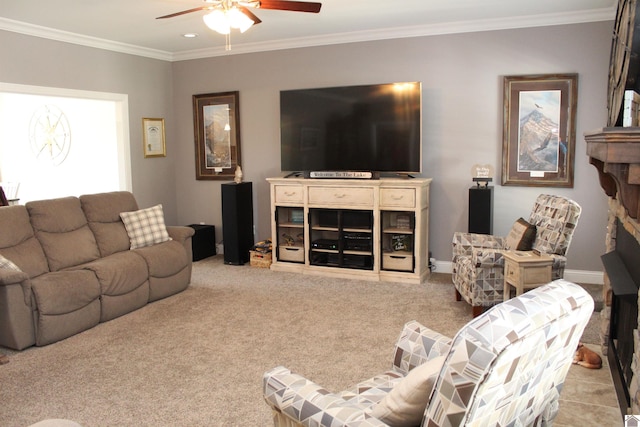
80,251,150,321
80,191,139,257
371,356,445,426
81,252,148,297
505,218,537,251
31,270,100,315
120,204,171,249
135,240,188,277
135,240,190,301
0,205,49,278
27,197,100,271
30,269,101,346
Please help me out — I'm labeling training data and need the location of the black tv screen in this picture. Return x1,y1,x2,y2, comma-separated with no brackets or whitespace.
280,82,422,174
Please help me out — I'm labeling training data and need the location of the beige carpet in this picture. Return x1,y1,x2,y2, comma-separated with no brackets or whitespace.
0,256,600,426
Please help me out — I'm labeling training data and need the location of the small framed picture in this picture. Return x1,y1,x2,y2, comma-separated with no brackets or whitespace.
142,118,166,158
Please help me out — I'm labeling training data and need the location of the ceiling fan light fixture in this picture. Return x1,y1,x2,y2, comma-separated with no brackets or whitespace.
203,10,231,34
203,6,254,35
228,7,255,33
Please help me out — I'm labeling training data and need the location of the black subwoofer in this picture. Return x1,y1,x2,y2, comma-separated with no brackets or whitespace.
188,224,216,261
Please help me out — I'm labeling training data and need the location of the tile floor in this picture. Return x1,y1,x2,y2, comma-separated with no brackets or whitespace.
555,343,623,426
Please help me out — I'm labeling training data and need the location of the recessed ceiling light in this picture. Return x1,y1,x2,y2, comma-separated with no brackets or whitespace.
182,33,199,38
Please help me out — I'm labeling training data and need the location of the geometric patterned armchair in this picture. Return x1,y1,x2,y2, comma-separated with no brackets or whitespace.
452,194,581,317
263,280,593,427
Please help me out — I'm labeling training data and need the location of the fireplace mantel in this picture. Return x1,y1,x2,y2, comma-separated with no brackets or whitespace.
585,127,640,416
585,127,640,219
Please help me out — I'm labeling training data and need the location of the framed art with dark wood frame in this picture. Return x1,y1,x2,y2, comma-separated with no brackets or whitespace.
142,118,166,158
501,74,578,187
193,91,242,180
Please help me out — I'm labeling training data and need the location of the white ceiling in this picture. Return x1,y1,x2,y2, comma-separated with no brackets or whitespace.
0,0,616,61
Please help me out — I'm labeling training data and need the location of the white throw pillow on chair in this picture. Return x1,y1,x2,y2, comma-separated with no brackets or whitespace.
371,355,446,426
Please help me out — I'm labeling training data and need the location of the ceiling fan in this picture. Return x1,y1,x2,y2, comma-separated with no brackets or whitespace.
157,1,322,33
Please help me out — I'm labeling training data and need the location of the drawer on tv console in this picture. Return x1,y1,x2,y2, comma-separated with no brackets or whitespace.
278,245,305,262
274,185,304,204
308,186,374,207
382,252,413,272
380,188,416,208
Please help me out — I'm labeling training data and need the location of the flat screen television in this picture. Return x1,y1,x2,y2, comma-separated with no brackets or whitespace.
280,82,422,176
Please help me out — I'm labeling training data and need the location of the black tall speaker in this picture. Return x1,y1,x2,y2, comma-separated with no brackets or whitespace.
222,182,254,265
468,186,493,234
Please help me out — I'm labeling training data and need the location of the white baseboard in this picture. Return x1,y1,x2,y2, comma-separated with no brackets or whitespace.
431,261,604,285
432,260,453,274
563,269,604,285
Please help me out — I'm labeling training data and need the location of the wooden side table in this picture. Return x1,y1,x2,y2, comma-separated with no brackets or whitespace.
503,250,553,301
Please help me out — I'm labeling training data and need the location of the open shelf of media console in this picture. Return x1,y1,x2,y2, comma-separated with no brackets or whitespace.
267,176,431,284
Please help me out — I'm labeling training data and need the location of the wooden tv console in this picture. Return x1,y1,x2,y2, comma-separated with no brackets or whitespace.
267,177,432,284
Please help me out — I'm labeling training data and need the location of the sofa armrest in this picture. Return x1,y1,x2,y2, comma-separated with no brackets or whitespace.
0,268,28,285
0,269,32,307
263,366,387,427
167,226,195,262
166,225,195,244
391,320,452,375
453,232,506,258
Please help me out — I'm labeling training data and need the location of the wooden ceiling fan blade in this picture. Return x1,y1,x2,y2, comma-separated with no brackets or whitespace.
239,6,263,24
258,1,322,13
156,6,213,19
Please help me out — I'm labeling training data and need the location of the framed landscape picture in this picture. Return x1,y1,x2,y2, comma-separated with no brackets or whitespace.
501,74,578,187
193,91,242,180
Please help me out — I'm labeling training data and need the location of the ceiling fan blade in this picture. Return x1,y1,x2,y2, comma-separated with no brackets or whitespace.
239,6,263,24
258,1,322,13
156,6,213,20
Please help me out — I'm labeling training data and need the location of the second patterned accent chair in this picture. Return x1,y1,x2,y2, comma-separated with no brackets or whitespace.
452,194,581,317
263,280,593,427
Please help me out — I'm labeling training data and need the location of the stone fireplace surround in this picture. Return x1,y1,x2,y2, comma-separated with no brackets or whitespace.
585,128,640,416
601,198,640,415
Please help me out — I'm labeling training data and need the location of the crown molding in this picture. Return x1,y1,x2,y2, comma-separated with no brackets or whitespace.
173,7,615,60
0,17,172,61
1,7,615,62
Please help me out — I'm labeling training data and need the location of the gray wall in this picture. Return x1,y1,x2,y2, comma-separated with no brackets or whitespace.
172,21,611,273
0,30,177,220
0,21,612,273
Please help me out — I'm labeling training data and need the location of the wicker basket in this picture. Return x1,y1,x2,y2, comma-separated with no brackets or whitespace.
250,250,272,268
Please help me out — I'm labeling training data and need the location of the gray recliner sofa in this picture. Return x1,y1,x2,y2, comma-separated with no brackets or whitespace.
0,191,195,350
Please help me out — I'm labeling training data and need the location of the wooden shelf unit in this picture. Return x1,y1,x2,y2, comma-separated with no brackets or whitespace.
267,177,431,284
